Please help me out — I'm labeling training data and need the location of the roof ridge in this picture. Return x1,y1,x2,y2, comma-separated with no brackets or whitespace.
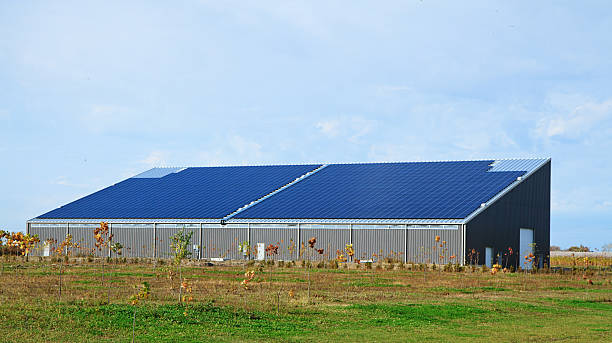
144,158,550,169
221,164,329,222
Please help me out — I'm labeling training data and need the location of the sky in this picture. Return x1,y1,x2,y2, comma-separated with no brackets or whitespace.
1,1,611,249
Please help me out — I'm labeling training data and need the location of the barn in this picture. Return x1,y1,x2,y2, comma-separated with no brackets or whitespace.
27,158,551,268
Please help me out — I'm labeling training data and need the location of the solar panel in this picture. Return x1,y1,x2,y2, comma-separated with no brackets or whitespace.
234,161,528,219
37,164,321,219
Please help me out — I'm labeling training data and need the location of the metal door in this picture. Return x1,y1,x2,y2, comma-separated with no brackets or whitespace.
520,228,534,270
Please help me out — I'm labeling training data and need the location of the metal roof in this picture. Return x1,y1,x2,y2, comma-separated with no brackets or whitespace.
32,158,549,222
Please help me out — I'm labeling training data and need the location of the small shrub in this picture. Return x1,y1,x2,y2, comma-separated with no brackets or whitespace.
277,260,285,268
386,263,395,270
329,260,339,269
245,260,255,267
375,263,382,270
365,262,372,270
316,261,325,269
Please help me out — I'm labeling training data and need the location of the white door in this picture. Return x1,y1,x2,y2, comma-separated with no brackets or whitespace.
485,247,493,268
520,228,534,270
256,243,265,261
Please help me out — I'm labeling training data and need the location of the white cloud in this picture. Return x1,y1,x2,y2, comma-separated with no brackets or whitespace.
536,98,612,140
140,150,168,167
316,120,340,137
315,116,377,142
54,176,88,188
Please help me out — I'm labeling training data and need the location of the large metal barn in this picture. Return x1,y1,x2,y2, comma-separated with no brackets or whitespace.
27,159,551,268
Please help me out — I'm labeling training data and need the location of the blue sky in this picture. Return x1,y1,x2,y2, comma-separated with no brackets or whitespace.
1,1,611,249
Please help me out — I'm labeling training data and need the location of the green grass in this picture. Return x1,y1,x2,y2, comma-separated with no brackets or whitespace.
1,261,611,342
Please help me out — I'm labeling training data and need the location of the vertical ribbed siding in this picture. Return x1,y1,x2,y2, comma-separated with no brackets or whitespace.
251,227,298,260
405,228,461,264
111,224,154,258
353,228,405,262
28,224,67,256
202,227,248,259
69,224,101,256
299,228,349,260
155,224,200,259
27,222,463,263
466,161,551,267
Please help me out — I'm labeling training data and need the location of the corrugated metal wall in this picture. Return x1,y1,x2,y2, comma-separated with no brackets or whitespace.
28,222,465,263
299,227,349,260
353,227,405,262
202,225,248,260
69,224,101,256
251,226,298,260
28,224,67,256
405,228,462,264
465,161,551,267
111,224,154,258
155,224,200,259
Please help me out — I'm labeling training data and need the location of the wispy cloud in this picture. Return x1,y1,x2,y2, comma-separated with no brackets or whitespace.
140,151,169,167
54,176,88,188
316,116,377,143
536,98,612,140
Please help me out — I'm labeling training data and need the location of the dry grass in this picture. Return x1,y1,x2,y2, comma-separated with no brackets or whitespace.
1,256,611,342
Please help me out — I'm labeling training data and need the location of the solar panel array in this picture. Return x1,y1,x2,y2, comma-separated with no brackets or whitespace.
37,160,539,220
38,164,321,219
234,161,526,219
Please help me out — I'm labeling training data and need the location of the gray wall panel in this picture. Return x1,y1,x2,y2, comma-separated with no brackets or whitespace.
354,228,405,262
251,227,298,260
29,225,67,256
111,225,154,258
299,228,349,260
69,225,101,256
406,228,461,264
155,224,200,259
202,227,248,260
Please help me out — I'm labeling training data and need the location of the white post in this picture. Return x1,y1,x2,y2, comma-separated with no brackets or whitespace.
153,223,157,259
404,224,408,263
199,223,203,260
297,223,301,260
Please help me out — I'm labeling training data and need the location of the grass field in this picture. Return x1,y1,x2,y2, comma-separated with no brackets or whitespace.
1,257,610,342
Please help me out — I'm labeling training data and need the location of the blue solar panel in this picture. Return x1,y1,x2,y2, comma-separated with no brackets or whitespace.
38,164,321,219
234,161,526,219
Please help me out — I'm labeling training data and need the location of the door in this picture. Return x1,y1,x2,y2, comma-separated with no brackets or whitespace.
520,228,534,270
256,243,265,261
485,247,493,268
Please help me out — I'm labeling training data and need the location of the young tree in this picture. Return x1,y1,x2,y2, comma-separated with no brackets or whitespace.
53,234,79,301
93,222,115,304
170,228,193,304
